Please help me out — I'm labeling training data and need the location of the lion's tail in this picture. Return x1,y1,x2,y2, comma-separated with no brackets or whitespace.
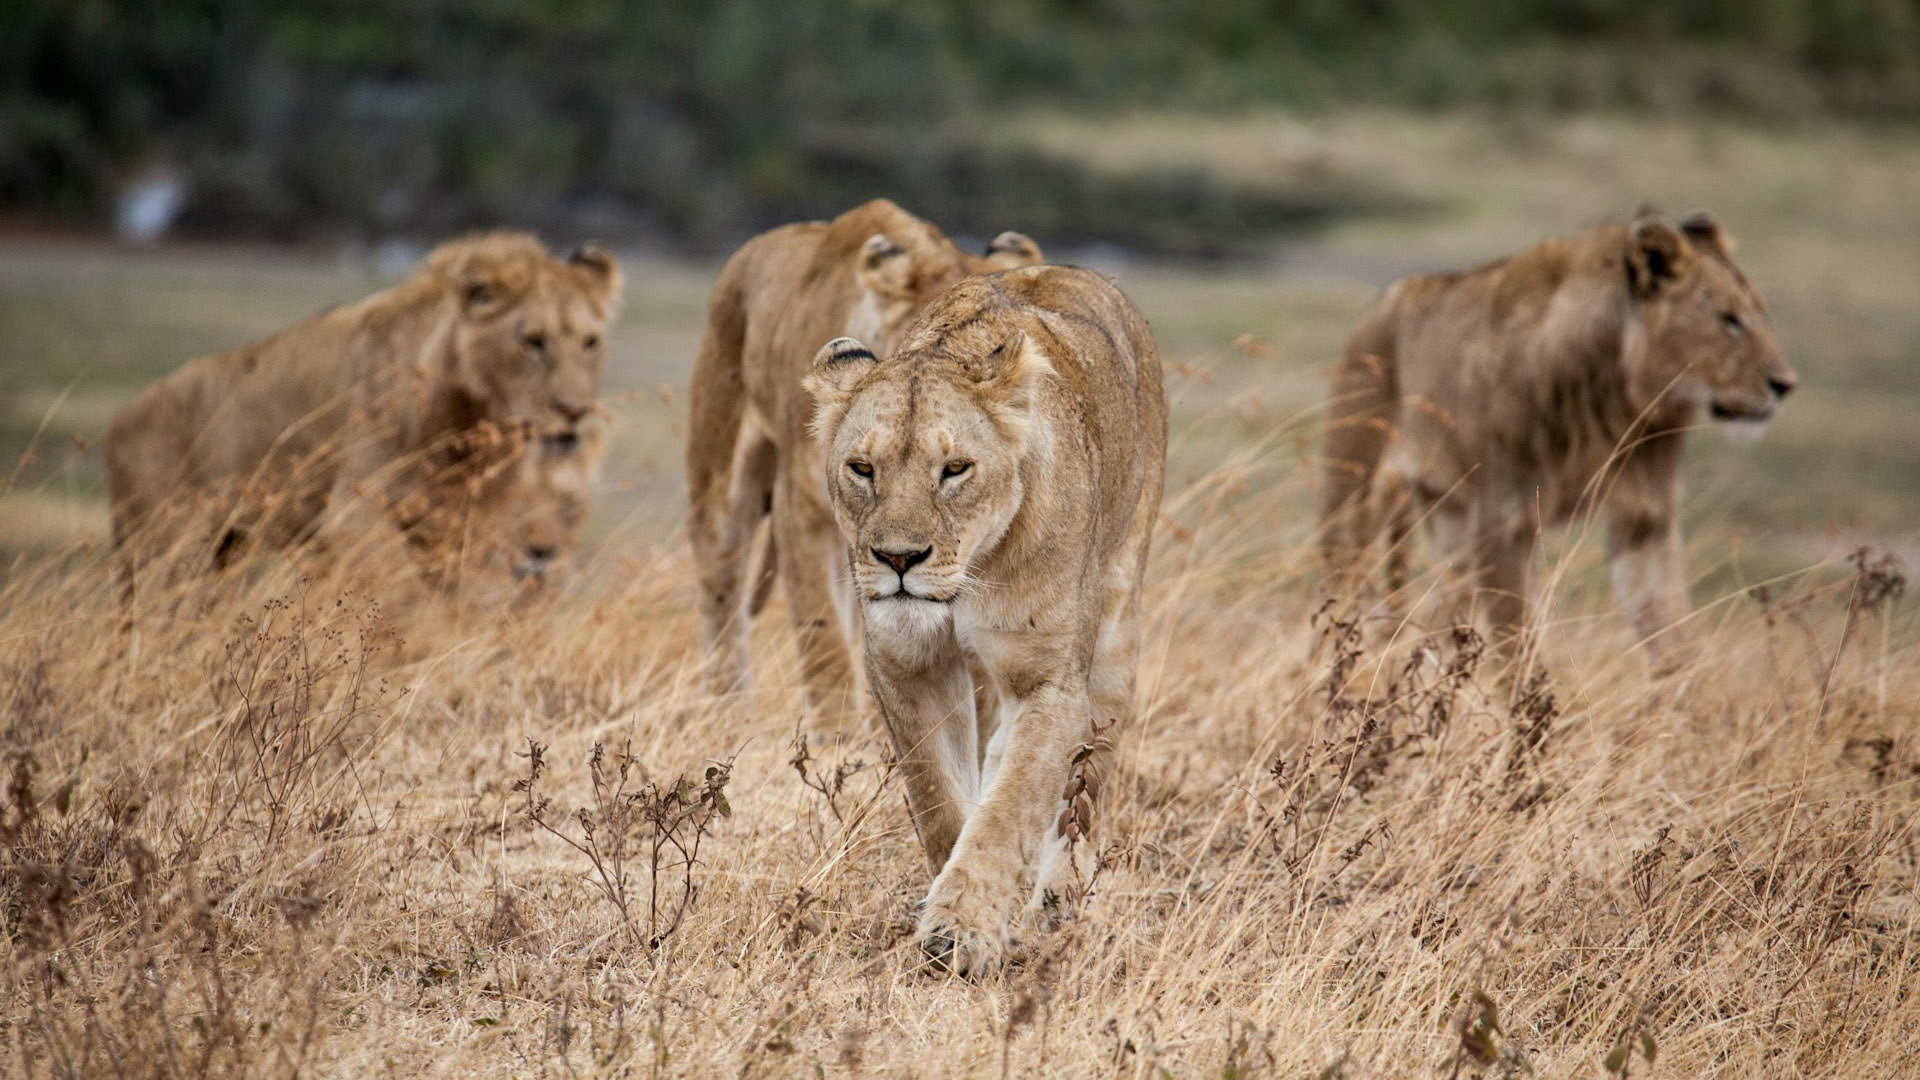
746,528,778,617
686,247,752,544
1317,302,1401,577
687,243,780,691
103,380,178,618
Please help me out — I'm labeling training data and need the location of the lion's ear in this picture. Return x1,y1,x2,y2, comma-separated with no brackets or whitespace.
1679,211,1734,258
428,242,516,316
1627,216,1694,300
459,268,508,315
568,244,624,316
983,230,1044,271
856,233,913,299
803,337,879,442
972,329,1054,441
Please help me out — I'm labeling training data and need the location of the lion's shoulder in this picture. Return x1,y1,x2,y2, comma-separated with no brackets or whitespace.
908,265,1155,398
986,264,1130,323
1363,232,1617,366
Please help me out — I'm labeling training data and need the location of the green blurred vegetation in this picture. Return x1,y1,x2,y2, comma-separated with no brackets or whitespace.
4,0,1918,252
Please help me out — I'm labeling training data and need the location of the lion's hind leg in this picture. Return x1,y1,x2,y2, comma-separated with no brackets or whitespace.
690,413,776,694
771,466,861,726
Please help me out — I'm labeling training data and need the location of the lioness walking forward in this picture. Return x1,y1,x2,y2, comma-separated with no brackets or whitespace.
686,200,1042,720
805,266,1167,975
1319,210,1795,669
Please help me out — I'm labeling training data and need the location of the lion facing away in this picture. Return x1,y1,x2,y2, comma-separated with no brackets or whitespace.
805,265,1167,976
105,232,621,600
1319,211,1796,669
686,199,1042,716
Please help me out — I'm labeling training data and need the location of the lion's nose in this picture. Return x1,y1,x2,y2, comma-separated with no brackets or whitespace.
872,546,931,576
1767,375,1796,400
553,400,589,424
513,547,556,581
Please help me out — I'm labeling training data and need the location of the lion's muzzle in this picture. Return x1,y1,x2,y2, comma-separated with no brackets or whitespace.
866,544,952,602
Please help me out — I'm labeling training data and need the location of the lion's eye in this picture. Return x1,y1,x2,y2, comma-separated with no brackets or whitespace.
847,460,873,479
465,283,493,306
583,334,600,350
942,460,973,479
1721,312,1746,336
522,332,548,353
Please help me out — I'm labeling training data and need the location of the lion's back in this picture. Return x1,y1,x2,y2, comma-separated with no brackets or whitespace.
949,265,1167,557
976,265,1165,450
103,262,458,554
1348,221,1691,516
734,221,844,386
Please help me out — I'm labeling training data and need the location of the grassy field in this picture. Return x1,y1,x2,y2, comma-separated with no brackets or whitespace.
2,111,1917,1077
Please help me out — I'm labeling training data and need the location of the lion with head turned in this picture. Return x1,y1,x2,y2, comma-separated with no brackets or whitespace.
685,199,1042,717
105,231,620,599
806,265,1167,976
1319,210,1796,670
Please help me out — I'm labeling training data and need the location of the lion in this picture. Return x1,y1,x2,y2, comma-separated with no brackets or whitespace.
406,423,605,590
685,199,1043,716
497,426,602,585
104,231,621,600
1318,210,1796,669
804,265,1167,976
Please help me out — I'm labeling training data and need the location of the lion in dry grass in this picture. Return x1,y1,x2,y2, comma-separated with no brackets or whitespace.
1319,210,1796,669
686,199,1042,715
805,265,1167,976
405,423,605,590
104,232,621,599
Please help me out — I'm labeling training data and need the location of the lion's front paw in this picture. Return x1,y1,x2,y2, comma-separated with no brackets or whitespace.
915,872,1017,978
916,918,1006,978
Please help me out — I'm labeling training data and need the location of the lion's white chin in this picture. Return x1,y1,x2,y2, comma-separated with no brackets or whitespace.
861,596,953,641
1718,417,1771,446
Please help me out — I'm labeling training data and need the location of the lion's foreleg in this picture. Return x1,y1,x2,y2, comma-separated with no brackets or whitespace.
774,480,863,724
1363,468,1420,632
868,643,979,877
918,681,1086,977
1607,505,1690,674
1481,538,1534,642
1472,530,1537,679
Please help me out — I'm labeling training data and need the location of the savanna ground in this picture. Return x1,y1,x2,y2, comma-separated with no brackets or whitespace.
2,111,1917,1077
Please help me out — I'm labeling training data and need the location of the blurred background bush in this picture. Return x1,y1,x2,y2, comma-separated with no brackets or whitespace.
5,0,1917,256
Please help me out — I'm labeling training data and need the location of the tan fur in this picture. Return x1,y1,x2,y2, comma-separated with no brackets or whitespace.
684,200,1043,716
1319,211,1796,668
408,424,605,590
805,266,1167,976
104,232,621,599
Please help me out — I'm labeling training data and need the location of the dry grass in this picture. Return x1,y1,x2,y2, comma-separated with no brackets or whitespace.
4,111,1920,1077
3,385,1916,1076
